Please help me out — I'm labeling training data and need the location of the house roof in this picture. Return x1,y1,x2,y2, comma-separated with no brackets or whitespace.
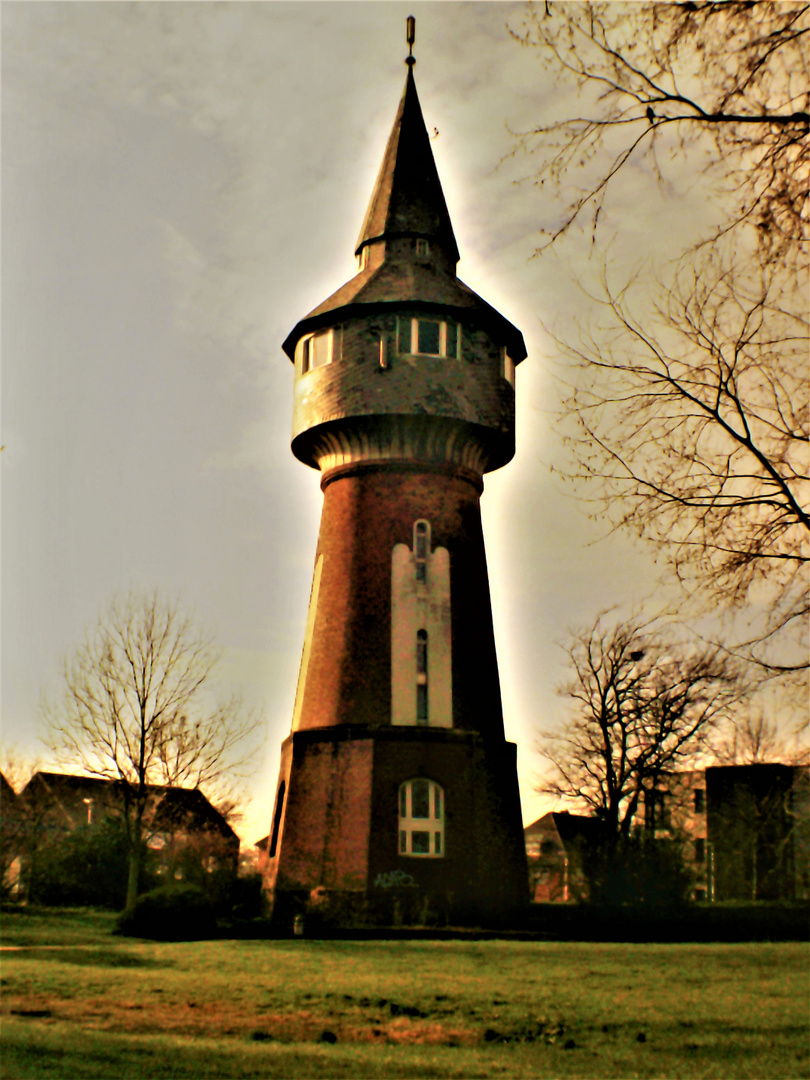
20,772,238,839
525,811,603,849
0,773,17,818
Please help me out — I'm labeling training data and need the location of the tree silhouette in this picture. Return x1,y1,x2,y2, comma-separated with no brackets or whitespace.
44,591,255,909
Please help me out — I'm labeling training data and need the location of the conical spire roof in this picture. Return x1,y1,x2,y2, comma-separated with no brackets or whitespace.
356,65,459,265
282,57,526,364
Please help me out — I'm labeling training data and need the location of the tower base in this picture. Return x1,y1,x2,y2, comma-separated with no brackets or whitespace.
263,726,529,929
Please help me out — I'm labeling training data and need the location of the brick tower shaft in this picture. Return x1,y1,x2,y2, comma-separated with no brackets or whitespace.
292,466,504,738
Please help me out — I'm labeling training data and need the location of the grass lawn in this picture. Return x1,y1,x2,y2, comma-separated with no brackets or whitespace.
1,908,807,1079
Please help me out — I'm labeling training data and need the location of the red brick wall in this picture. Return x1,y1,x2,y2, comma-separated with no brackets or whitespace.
266,727,528,922
293,465,505,740
269,734,374,894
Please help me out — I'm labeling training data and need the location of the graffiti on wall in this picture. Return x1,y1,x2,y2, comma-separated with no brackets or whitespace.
374,869,418,889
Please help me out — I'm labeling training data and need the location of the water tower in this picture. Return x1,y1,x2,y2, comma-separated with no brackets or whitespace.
264,21,528,926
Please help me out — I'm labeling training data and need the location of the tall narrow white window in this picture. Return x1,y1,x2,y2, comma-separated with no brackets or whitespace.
414,520,429,583
391,521,452,728
399,779,444,857
416,629,428,724
417,319,441,356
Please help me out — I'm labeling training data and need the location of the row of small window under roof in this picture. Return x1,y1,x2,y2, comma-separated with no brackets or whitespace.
299,318,516,386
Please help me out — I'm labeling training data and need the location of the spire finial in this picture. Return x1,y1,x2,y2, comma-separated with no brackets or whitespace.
406,15,415,66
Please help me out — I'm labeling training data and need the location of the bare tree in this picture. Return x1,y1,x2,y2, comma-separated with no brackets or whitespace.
559,249,809,672
44,592,256,909
712,709,783,765
541,615,744,837
507,3,809,676
509,2,809,259
712,708,810,766
0,747,40,796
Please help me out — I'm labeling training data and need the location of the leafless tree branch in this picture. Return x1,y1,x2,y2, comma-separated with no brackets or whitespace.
42,590,258,908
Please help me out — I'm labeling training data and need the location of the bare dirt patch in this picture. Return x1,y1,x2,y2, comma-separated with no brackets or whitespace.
2,988,493,1046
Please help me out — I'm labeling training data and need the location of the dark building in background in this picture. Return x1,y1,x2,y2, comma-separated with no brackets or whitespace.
1,774,22,897
707,764,808,902
524,812,603,902
263,28,529,927
529,764,809,904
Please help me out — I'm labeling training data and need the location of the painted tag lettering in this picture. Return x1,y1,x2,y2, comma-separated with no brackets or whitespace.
374,869,418,889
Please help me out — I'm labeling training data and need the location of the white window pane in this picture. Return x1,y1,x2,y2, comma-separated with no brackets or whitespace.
417,320,441,356
416,684,428,724
310,331,331,369
416,630,428,675
411,831,430,854
411,779,430,818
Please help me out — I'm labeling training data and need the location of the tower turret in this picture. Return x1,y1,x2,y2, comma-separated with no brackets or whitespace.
264,25,528,927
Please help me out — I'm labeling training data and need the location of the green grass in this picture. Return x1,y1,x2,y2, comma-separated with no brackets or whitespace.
0,907,117,949
1,908,808,1078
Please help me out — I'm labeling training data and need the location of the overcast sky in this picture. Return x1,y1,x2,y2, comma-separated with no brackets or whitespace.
2,2,718,843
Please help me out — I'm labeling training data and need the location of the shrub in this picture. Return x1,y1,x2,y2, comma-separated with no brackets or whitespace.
580,834,693,908
115,884,217,941
27,819,130,909
227,872,265,920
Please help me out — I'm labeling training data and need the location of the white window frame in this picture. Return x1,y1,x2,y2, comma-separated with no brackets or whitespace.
414,519,429,583
415,238,430,257
398,317,460,359
301,327,340,374
501,347,516,387
398,779,444,858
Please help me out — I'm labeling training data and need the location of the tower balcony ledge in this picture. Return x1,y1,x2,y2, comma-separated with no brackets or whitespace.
282,724,515,753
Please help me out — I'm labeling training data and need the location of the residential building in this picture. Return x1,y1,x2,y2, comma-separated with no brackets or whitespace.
705,764,808,901
16,771,239,902
527,764,809,903
524,812,602,902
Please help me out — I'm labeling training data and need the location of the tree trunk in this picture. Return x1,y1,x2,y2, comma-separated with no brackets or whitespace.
125,844,141,911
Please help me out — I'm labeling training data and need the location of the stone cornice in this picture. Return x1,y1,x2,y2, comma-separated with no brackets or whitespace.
297,415,496,485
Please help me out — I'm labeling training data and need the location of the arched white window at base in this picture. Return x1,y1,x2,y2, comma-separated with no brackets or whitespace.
399,778,444,857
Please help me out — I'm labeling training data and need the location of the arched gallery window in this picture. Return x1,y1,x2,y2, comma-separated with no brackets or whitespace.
301,327,342,373
269,782,286,858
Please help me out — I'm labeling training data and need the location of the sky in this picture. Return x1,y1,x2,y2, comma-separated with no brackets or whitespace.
2,1,721,844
